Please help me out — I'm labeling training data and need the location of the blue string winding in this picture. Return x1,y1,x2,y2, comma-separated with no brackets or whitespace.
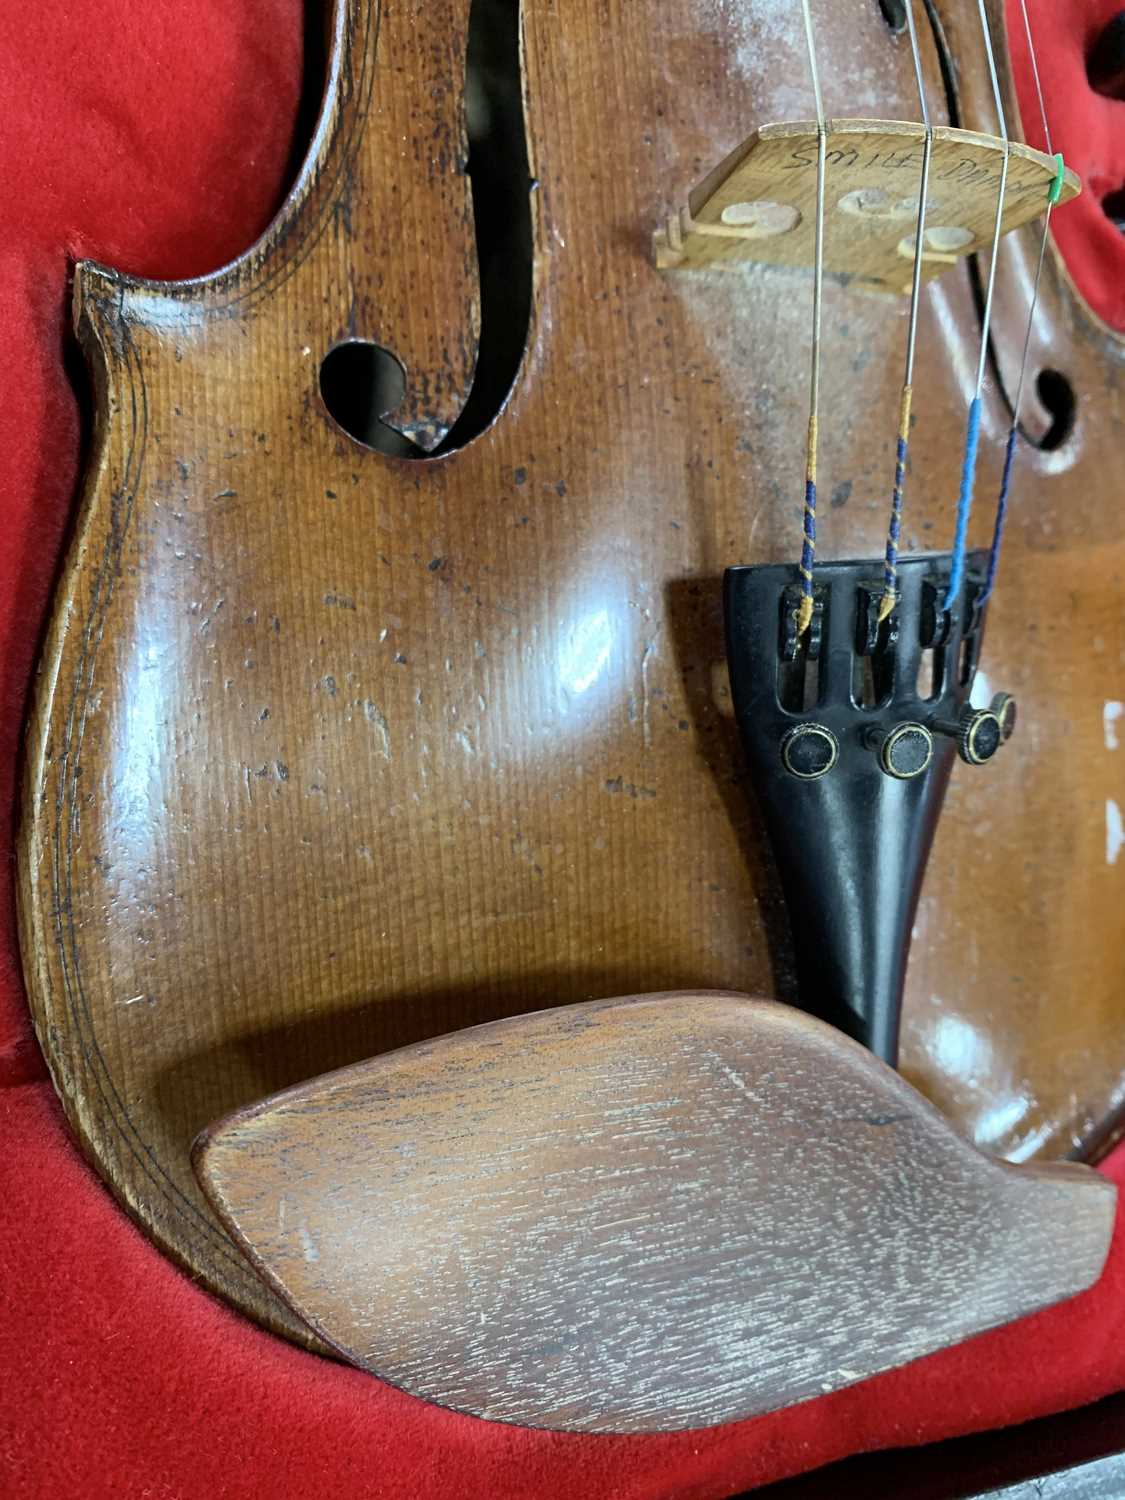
942,395,983,612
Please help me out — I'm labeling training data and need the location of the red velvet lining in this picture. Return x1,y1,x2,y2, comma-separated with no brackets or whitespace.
2,3,1123,1495
1012,0,1125,332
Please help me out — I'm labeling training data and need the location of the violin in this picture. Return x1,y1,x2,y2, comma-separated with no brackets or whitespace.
17,0,1125,1432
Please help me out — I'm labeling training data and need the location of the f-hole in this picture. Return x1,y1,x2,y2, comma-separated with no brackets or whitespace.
319,343,416,457
318,0,533,458
1033,370,1077,453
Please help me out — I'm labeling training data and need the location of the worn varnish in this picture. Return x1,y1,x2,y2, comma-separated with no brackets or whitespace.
194,994,1117,1432
17,0,1125,1348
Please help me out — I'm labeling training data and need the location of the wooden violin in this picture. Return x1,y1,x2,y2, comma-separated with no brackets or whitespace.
17,0,1125,1435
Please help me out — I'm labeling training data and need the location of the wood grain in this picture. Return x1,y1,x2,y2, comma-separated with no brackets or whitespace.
16,0,1125,1345
194,993,1117,1433
654,121,1078,292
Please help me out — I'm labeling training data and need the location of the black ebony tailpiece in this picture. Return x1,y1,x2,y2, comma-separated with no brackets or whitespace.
724,550,1010,1067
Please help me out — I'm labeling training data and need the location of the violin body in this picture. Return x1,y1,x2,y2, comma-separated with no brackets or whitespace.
19,0,1125,1344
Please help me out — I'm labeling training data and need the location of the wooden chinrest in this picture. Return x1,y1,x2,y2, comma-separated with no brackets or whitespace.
193,993,1116,1434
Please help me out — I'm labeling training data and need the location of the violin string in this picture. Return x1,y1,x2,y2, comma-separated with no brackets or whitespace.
795,0,827,640
942,0,1011,612
981,0,1058,604
876,0,934,624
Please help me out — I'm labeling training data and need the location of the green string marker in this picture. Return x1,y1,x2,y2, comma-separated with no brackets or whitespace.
1048,152,1066,206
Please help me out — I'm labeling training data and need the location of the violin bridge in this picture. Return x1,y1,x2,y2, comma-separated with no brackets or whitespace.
654,119,1079,294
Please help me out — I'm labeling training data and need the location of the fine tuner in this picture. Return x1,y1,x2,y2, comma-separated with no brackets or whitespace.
780,697,1016,782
